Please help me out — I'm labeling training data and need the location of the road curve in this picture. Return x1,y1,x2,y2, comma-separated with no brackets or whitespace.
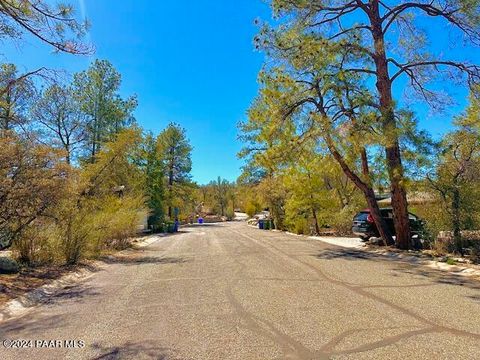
0,222,479,359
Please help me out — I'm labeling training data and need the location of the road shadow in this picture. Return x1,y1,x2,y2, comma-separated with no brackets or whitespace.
390,264,480,291
39,284,101,305
90,341,179,360
0,313,67,336
314,248,480,291
315,249,383,261
181,223,226,228
466,294,480,302
100,255,188,266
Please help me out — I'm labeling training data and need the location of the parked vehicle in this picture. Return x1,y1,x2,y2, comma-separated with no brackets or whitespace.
352,208,424,242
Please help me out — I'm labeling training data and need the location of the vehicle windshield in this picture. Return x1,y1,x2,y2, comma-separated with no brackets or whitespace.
354,212,369,221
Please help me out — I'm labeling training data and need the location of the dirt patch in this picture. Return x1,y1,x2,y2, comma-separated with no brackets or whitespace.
0,263,93,306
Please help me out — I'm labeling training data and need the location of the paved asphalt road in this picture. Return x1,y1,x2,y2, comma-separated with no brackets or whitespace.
1,222,479,360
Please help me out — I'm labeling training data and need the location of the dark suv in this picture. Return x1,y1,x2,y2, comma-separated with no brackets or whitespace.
352,208,424,241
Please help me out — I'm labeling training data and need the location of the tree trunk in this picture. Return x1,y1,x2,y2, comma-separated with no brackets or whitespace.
270,203,283,230
4,90,11,131
370,1,411,249
91,115,98,163
0,90,13,132
312,207,320,235
326,136,394,245
168,171,173,219
65,140,71,165
452,186,463,255
360,148,370,177
307,172,321,235
388,148,411,249
168,147,174,219
365,188,393,246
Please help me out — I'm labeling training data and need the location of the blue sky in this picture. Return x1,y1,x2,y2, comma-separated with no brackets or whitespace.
2,1,478,184
3,1,270,184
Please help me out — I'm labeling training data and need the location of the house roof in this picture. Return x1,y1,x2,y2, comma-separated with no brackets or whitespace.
377,192,436,205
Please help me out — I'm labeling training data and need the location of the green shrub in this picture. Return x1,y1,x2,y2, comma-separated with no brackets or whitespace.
471,244,480,264
59,211,92,265
291,217,308,235
245,202,258,218
446,257,456,265
329,206,359,235
0,257,19,274
225,208,235,221
13,223,60,265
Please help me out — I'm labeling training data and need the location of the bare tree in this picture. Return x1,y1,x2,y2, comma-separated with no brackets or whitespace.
0,63,35,132
0,0,93,54
32,84,87,164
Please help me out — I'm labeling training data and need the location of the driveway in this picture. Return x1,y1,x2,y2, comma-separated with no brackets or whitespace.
0,222,479,359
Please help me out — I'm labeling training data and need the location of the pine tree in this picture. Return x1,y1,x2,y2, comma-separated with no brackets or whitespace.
157,123,193,220
73,59,137,162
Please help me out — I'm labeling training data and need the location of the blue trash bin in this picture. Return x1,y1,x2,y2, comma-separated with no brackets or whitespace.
258,219,265,230
198,217,204,224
